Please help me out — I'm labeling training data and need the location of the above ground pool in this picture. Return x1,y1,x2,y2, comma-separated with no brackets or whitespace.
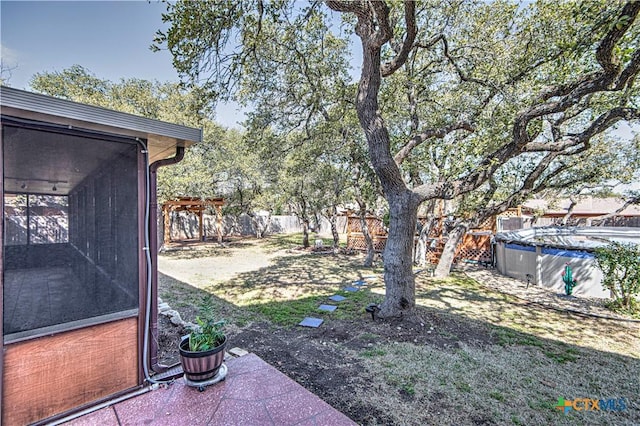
494,227,640,298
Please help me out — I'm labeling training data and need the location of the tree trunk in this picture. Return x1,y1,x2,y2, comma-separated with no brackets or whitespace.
250,213,271,239
302,219,310,248
329,206,340,252
414,215,435,266
378,192,419,318
355,196,375,266
434,222,468,278
623,293,632,310
256,211,272,238
350,8,419,318
561,197,577,226
359,207,375,267
414,238,426,267
253,216,261,238
265,213,272,237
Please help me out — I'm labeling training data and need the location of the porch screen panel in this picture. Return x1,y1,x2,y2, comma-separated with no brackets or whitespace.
3,124,140,339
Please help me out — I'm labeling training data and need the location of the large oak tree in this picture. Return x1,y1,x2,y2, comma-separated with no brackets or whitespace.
155,0,640,319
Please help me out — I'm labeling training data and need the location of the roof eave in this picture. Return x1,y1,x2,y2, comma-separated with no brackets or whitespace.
0,86,203,162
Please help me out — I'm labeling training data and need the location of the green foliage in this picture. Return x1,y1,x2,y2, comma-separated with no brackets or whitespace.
156,0,639,226
156,0,384,226
157,124,251,204
361,348,387,358
248,296,326,326
493,327,544,347
30,65,110,105
604,298,640,319
30,65,210,125
28,66,286,215
188,295,226,352
29,66,374,232
544,347,579,364
595,242,640,313
489,391,505,402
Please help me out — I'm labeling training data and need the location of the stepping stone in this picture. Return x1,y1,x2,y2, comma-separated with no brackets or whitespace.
329,295,347,302
299,317,324,328
343,286,359,292
363,275,377,280
353,280,367,286
229,347,249,357
318,304,337,312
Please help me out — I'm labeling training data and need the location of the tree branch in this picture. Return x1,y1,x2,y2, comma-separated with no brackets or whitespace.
616,47,640,89
596,1,640,73
440,35,496,89
560,196,578,226
325,0,365,15
394,122,475,165
381,1,416,77
455,4,640,196
589,194,640,225
523,107,639,152
369,1,393,48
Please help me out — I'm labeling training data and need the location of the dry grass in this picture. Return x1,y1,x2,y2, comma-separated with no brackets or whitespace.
348,273,640,425
209,254,380,307
355,341,638,425
159,235,640,425
414,274,639,358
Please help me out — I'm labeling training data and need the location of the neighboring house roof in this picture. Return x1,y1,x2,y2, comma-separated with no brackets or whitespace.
523,197,640,216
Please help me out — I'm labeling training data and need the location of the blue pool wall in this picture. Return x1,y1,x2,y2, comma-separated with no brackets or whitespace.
494,227,640,299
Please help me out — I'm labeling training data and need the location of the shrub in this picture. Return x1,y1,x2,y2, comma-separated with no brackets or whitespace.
594,242,640,314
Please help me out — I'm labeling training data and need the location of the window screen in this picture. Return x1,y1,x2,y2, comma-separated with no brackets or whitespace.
3,123,140,339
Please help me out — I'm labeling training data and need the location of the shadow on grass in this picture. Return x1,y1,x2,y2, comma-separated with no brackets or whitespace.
260,233,305,252
160,239,256,260
158,271,253,326
201,252,382,304
159,248,383,328
413,272,639,359
260,233,348,253
157,240,639,426
244,288,384,326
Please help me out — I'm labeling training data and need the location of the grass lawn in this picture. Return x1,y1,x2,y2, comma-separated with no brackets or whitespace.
158,234,640,425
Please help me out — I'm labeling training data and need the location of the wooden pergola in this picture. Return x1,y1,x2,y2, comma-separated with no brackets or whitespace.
162,197,225,243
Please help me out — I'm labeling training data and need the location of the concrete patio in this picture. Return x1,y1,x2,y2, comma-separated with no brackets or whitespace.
64,353,355,426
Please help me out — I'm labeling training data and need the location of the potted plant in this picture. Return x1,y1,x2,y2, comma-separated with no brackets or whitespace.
179,296,227,382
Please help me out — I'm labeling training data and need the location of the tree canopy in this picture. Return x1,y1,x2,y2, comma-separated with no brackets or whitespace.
155,0,640,318
28,66,368,240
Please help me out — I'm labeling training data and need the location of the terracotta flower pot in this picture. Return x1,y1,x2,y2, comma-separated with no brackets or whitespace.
179,335,227,382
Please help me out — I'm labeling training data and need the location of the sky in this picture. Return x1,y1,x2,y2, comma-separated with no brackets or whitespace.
0,1,637,192
0,0,244,128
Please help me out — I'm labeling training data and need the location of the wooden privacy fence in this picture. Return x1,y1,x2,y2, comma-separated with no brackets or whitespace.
346,215,388,252
347,214,494,265
426,232,492,265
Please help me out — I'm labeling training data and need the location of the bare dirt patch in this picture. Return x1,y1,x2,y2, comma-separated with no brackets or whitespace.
159,238,285,286
158,307,499,424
